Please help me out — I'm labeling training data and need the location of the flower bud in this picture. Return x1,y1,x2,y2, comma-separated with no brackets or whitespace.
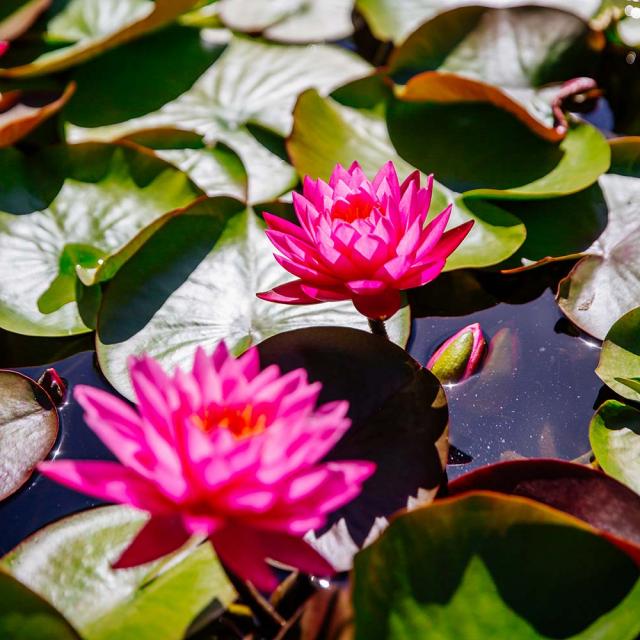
426,323,486,384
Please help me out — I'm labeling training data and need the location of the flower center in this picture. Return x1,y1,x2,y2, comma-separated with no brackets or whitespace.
193,404,268,439
331,192,380,223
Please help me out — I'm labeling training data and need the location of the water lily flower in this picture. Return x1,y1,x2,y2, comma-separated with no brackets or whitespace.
0,42,8,57
427,323,486,384
257,161,473,320
39,344,375,590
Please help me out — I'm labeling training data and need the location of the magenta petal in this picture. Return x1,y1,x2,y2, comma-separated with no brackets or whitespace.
351,288,402,320
113,514,191,569
431,220,475,261
257,280,324,305
262,211,309,242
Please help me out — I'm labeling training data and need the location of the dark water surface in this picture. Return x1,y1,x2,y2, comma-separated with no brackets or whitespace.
0,267,611,552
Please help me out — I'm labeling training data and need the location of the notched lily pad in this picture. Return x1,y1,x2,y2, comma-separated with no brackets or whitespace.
0,141,203,336
0,369,58,502
257,326,448,544
353,492,640,640
96,198,410,399
1,505,236,640
558,138,640,339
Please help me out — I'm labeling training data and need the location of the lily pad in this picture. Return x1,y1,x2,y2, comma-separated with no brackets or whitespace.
2,505,235,640
67,36,371,203
257,326,448,544
0,369,58,502
596,307,640,403
590,401,640,496
0,571,80,639
0,0,202,77
448,458,640,562
0,0,52,41
218,0,354,43
353,492,640,639
0,82,75,147
0,142,202,337
96,197,411,399
287,89,525,270
355,0,602,43
557,138,640,339
389,5,595,87
388,72,610,199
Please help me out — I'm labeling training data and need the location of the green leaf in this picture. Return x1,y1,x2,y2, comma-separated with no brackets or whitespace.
590,400,640,496
218,0,354,43
389,5,595,87
558,138,640,339
0,370,58,501
387,73,610,199
96,197,410,398
354,0,601,44
287,89,525,270
67,36,370,203
0,571,80,639
0,0,202,77
0,142,202,337
2,505,236,640
353,492,640,639
596,307,640,402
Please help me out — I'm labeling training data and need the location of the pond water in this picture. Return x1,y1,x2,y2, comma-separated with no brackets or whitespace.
0,265,614,552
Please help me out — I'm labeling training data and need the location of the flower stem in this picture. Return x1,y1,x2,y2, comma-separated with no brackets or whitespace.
368,318,389,339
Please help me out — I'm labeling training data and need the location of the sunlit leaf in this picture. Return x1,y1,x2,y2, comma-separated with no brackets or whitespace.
0,369,57,501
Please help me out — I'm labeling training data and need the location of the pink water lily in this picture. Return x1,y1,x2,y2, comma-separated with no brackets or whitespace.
0,42,8,57
257,161,473,320
39,344,375,590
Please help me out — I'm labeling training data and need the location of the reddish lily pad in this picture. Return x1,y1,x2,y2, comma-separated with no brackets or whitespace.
0,369,58,501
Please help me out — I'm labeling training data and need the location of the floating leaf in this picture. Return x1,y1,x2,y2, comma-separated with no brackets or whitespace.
353,492,640,639
0,369,58,501
0,0,202,77
388,72,610,199
67,36,370,203
0,142,202,336
0,82,75,147
218,0,354,43
0,571,80,639
257,326,448,544
0,0,52,41
287,89,525,270
596,307,640,402
389,5,595,87
558,138,640,339
96,198,411,399
354,0,601,44
448,458,640,562
591,401,640,496
2,505,236,640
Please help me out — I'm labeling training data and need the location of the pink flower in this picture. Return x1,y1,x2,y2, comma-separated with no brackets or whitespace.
257,161,473,320
39,344,375,590
0,41,8,57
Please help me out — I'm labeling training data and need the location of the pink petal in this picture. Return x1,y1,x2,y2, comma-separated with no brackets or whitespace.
262,211,309,243
38,461,173,512
397,259,446,289
113,514,191,569
346,279,387,295
257,280,325,305
430,220,475,261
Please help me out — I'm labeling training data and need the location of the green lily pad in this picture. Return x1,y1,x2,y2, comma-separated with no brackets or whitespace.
389,5,594,86
387,72,610,199
0,0,201,77
67,36,370,203
96,197,410,399
2,505,236,640
0,142,202,337
354,0,601,44
0,571,80,639
287,89,525,270
0,370,58,502
218,0,354,43
0,0,51,41
353,492,640,639
596,307,640,403
590,400,640,496
558,138,640,340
